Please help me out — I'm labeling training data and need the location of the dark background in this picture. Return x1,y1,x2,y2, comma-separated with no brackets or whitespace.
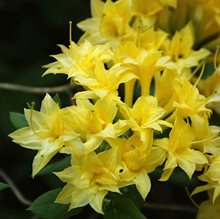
0,1,199,218
0,0,91,218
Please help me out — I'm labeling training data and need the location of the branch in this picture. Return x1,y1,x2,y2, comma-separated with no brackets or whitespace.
0,168,32,206
144,202,197,214
0,82,75,95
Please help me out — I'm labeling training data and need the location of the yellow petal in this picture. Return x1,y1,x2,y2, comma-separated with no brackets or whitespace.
90,191,108,214
133,171,151,200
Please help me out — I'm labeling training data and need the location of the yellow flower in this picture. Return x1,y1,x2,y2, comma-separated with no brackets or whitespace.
9,94,79,176
43,39,136,99
73,61,136,99
114,41,175,97
43,40,112,79
77,0,133,44
61,96,128,154
154,69,178,112
191,116,220,155
193,155,220,202
172,78,211,118
130,0,177,31
107,134,165,199
120,96,171,143
55,149,120,214
161,23,210,75
154,117,207,181
132,0,176,16
198,70,220,114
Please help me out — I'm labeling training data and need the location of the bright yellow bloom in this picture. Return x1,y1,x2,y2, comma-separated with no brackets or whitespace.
198,70,220,114
44,40,112,78
154,69,178,112
73,61,136,99
161,23,210,75
120,96,171,143
107,134,165,199
44,40,136,99
154,117,207,181
9,94,79,176
191,116,220,155
193,155,220,202
172,78,211,118
55,149,120,214
78,0,133,45
114,41,175,97
131,0,177,31
61,96,128,154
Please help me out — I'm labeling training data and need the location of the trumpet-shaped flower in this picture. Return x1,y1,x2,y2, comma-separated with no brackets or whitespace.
55,149,120,214
154,117,207,181
43,40,112,79
77,0,133,44
9,94,79,176
120,96,171,143
172,78,211,118
114,41,175,97
161,23,210,75
73,61,136,99
191,116,220,155
193,155,220,203
61,96,128,154
107,134,165,199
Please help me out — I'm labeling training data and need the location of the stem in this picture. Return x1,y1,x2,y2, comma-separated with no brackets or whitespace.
0,82,75,95
0,168,32,206
144,202,197,214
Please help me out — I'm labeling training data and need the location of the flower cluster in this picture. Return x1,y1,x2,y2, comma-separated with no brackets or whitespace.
9,0,220,215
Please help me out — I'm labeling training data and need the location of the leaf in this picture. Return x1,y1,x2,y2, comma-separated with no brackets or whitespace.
53,94,62,107
10,112,28,129
104,198,147,219
28,188,82,219
120,185,144,209
0,182,9,191
37,156,71,176
150,166,200,187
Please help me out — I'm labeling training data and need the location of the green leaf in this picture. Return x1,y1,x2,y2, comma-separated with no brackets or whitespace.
150,166,200,187
104,198,147,219
0,182,9,191
120,185,144,209
28,188,81,219
53,94,62,107
37,156,71,176
10,112,28,129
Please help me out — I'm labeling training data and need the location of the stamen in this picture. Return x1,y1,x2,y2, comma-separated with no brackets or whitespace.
214,45,220,70
194,62,205,87
69,21,73,48
185,187,200,209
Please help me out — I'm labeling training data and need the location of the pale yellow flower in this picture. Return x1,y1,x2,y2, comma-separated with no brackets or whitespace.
77,0,133,45
193,155,220,202
55,149,120,214
9,94,79,176
161,23,210,76
120,96,171,143
61,96,128,154
155,117,207,181
107,134,165,199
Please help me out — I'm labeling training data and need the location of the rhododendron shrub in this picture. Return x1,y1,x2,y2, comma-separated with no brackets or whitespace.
9,0,220,218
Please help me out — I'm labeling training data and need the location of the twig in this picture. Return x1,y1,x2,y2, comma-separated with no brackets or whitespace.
0,82,75,95
144,202,197,214
0,168,32,206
